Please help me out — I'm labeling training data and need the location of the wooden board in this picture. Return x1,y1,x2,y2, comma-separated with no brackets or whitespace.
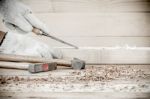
61,48,150,64
35,13,150,37
41,36,150,47
21,0,150,13
0,92,150,99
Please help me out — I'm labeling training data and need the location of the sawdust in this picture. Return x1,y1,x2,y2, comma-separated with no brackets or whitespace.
0,65,150,85
0,65,150,92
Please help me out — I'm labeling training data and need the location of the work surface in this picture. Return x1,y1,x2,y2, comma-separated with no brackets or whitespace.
0,65,150,99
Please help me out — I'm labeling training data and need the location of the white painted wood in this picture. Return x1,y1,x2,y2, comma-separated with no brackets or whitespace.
1,13,149,37
101,48,150,64
46,37,150,47
1,13,150,47
35,13,150,37
21,0,150,13
20,0,53,13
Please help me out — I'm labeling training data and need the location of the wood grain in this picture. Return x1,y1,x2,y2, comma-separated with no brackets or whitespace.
61,48,150,64
21,0,150,13
39,36,150,47
35,13,150,37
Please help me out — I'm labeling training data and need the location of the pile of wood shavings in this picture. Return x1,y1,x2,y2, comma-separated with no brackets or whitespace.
60,65,150,83
0,65,150,85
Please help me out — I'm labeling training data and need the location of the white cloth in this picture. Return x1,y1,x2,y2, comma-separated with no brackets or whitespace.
0,31,63,59
0,0,49,34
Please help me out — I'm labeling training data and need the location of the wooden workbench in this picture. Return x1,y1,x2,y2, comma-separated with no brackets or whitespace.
0,65,150,99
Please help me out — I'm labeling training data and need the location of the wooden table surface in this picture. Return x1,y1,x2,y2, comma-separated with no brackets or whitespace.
0,65,150,99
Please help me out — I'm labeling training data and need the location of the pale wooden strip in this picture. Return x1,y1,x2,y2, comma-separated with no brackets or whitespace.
0,61,28,69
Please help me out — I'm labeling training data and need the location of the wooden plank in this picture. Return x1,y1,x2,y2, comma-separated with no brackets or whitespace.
52,0,150,13
107,0,150,12
2,13,150,47
3,23,150,48
35,13,150,37
101,48,150,64
0,92,150,99
21,0,150,13
42,37,150,47
20,0,53,13
61,48,150,64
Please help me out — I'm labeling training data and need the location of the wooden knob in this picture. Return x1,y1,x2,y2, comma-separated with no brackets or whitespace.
32,28,42,35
